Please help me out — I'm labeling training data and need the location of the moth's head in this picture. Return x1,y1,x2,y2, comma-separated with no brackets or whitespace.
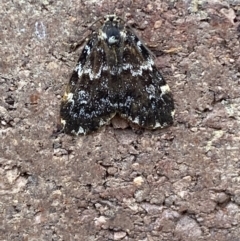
100,15,123,46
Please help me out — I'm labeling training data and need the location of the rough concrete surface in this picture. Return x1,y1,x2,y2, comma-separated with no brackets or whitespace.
1,0,240,240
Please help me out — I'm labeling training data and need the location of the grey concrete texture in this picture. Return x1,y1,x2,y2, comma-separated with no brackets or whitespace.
1,0,240,240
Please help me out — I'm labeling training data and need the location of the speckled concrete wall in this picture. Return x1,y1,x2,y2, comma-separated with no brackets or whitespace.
1,0,240,240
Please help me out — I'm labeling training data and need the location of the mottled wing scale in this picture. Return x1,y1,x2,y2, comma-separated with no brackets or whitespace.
60,15,174,135
60,33,117,135
118,30,174,129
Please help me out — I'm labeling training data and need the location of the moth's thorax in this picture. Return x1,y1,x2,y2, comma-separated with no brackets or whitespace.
99,15,124,46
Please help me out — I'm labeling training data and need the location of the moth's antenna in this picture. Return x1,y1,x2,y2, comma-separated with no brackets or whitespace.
125,1,129,17
107,0,110,14
121,0,126,19
108,0,115,15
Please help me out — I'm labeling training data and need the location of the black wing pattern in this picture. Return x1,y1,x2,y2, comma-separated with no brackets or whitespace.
118,30,174,129
60,15,174,135
60,33,117,135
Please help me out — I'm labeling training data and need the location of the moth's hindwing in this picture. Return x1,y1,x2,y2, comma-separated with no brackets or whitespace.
60,15,174,135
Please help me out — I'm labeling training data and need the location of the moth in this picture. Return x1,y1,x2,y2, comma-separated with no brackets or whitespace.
60,15,175,135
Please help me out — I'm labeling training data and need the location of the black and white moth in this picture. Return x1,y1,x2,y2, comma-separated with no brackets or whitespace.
60,15,175,135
